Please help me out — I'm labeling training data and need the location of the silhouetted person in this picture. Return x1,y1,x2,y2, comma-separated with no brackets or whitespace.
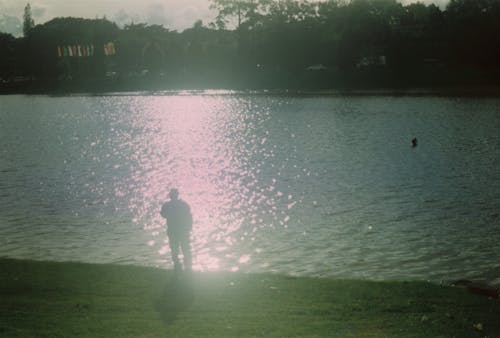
160,189,193,273
412,137,418,148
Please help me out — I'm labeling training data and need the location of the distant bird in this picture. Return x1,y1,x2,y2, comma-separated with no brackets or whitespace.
411,138,418,148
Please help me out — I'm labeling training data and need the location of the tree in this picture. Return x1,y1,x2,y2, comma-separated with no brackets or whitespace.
210,0,273,30
23,3,35,37
0,32,17,78
446,0,500,68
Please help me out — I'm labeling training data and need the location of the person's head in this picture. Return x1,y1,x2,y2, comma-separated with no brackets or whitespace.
169,188,179,200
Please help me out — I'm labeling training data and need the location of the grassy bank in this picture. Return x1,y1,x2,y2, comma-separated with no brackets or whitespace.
1,258,498,337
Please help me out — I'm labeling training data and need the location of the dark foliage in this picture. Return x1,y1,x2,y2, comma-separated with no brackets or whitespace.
1,0,500,90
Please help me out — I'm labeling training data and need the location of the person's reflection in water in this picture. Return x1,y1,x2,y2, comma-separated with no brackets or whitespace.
160,188,193,275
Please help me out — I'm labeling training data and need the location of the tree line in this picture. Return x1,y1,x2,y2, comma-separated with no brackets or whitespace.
1,0,500,91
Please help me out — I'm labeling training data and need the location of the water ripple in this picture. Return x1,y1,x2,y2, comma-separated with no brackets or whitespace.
1,95,499,283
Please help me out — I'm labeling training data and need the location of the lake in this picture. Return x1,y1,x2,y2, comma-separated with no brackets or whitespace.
1,92,499,283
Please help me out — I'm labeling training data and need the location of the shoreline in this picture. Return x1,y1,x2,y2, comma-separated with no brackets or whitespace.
1,258,499,337
3,81,500,97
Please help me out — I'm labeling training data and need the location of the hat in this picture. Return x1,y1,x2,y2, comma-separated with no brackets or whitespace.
168,188,179,199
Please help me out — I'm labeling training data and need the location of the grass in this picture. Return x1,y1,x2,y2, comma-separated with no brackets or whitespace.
1,258,499,337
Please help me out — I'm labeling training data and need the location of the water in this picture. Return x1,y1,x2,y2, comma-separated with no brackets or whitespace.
1,92,499,283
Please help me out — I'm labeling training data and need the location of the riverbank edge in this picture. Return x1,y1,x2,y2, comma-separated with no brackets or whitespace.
3,82,500,97
1,258,499,337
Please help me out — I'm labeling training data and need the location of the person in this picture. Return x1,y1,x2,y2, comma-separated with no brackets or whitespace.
412,137,418,148
160,188,193,273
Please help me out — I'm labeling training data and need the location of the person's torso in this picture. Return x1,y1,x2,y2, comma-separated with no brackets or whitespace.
163,200,191,233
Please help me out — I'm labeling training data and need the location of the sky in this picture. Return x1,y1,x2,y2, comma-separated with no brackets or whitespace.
0,0,449,37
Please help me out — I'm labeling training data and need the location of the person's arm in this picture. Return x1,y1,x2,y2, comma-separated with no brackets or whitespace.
187,205,193,232
160,203,167,218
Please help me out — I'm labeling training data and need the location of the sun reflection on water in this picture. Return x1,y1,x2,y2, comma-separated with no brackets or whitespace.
118,95,296,272
3,94,499,282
